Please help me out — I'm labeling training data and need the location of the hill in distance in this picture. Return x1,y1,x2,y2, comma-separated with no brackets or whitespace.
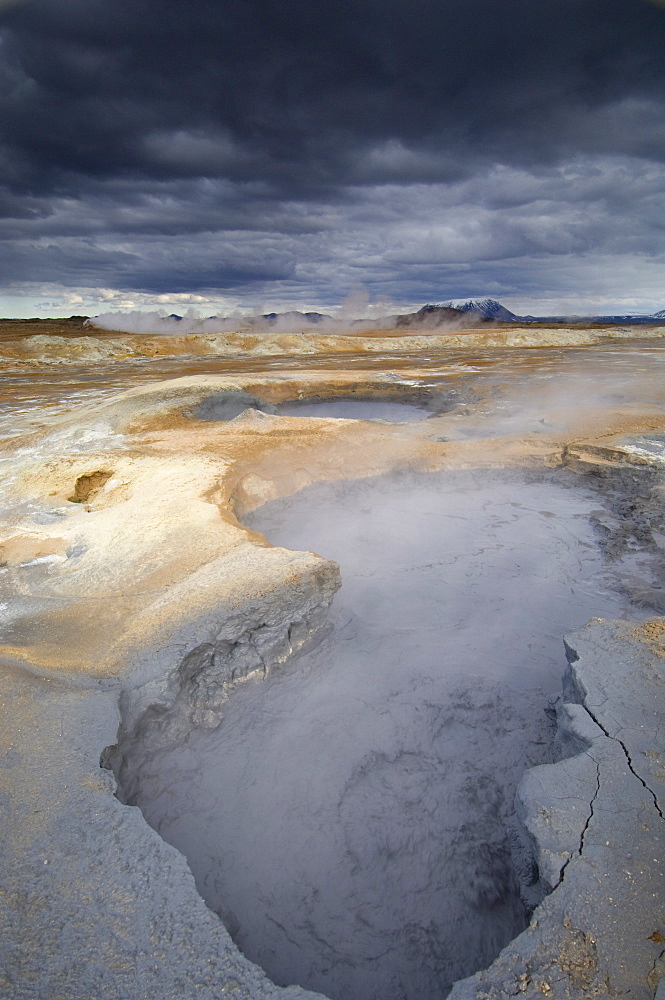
4,300,664,335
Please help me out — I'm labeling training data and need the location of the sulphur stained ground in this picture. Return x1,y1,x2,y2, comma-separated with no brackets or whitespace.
118,469,641,1000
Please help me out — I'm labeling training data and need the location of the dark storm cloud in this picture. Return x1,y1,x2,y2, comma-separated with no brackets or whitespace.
0,232,297,289
0,0,664,304
4,0,665,184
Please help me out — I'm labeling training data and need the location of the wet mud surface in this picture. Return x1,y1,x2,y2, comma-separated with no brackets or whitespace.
273,399,434,421
118,468,645,1000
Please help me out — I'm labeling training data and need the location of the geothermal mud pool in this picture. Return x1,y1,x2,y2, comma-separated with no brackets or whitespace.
273,398,433,420
1,326,664,1000
118,469,643,1000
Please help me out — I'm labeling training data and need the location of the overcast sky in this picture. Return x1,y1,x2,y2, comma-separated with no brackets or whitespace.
1,0,664,318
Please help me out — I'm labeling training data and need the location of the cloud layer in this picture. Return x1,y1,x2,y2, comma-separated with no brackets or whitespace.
1,0,664,315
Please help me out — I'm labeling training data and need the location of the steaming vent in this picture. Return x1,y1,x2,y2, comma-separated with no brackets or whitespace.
111,467,643,1000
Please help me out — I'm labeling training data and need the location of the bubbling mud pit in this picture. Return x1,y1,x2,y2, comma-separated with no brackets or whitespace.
115,466,643,1000
273,398,434,420
1,326,664,1000
191,390,444,423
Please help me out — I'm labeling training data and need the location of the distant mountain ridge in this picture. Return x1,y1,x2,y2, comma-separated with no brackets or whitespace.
88,299,665,335
431,298,665,324
433,298,520,322
391,304,495,329
260,311,328,325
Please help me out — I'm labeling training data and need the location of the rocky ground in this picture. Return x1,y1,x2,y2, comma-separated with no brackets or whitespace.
0,327,664,999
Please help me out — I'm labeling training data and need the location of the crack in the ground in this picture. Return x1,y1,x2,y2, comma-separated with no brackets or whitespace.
578,759,601,854
582,704,664,821
557,758,601,886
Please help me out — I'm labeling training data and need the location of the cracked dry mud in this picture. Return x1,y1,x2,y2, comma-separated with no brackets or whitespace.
0,326,664,1000
461,618,665,1000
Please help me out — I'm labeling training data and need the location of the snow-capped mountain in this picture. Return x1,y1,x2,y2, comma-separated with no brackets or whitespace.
433,298,519,322
433,299,665,323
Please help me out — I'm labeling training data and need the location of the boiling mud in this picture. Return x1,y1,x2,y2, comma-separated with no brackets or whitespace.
123,470,637,1000
274,398,432,420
